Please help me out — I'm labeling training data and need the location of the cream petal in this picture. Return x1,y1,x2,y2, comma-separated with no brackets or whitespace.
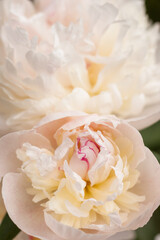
118,147,160,231
36,112,88,147
127,106,160,130
116,122,145,168
54,137,74,161
55,88,90,112
63,160,86,200
46,180,79,215
89,2,118,41
116,191,145,212
35,111,87,128
65,200,90,218
64,197,107,219
82,125,107,148
2,173,61,240
115,136,133,160
44,212,108,240
55,114,104,137
110,155,124,198
69,152,88,180
88,148,115,185
68,60,91,91
86,91,112,115
87,148,160,234
0,130,52,180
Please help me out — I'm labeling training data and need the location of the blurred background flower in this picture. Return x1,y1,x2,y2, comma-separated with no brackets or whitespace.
0,0,159,135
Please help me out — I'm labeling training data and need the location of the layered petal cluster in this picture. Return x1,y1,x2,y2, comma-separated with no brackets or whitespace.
0,112,160,240
0,0,160,134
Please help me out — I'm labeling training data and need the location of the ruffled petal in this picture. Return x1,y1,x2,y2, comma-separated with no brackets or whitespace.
0,130,52,180
88,148,115,185
45,212,108,240
63,161,86,200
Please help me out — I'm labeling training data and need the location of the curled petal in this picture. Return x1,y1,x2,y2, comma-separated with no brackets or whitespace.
88,148,115,185
63,160,86,200
0,130,52,180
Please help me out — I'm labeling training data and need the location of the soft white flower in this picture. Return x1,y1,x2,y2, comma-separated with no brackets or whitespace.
0,112,160,240
0,0,160,134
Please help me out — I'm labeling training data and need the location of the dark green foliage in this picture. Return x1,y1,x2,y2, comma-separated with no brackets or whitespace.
145,0,160,23
140,121,160,151
0,214,20,240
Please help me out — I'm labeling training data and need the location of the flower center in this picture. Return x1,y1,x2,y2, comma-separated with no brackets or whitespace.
69,137,100,179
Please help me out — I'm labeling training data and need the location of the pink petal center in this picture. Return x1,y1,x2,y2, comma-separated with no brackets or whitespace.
69,137,99,179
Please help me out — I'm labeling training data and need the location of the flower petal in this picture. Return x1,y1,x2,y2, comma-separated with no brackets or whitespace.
127,106,160,130
0,130,52,180
44,212,108,240
88,148,115,185
2,173,61,240
116,122,145,168
36,112,87,147
117,147,160,231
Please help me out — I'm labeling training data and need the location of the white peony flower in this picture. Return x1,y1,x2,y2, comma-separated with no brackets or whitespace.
0,0,160,134
0,112,160,240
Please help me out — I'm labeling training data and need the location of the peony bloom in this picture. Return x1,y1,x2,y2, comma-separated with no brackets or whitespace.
0,112,160,240
0,0,160,134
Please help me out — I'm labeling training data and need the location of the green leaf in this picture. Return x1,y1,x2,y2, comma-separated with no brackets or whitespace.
0,213,20,240
140,121,160,151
